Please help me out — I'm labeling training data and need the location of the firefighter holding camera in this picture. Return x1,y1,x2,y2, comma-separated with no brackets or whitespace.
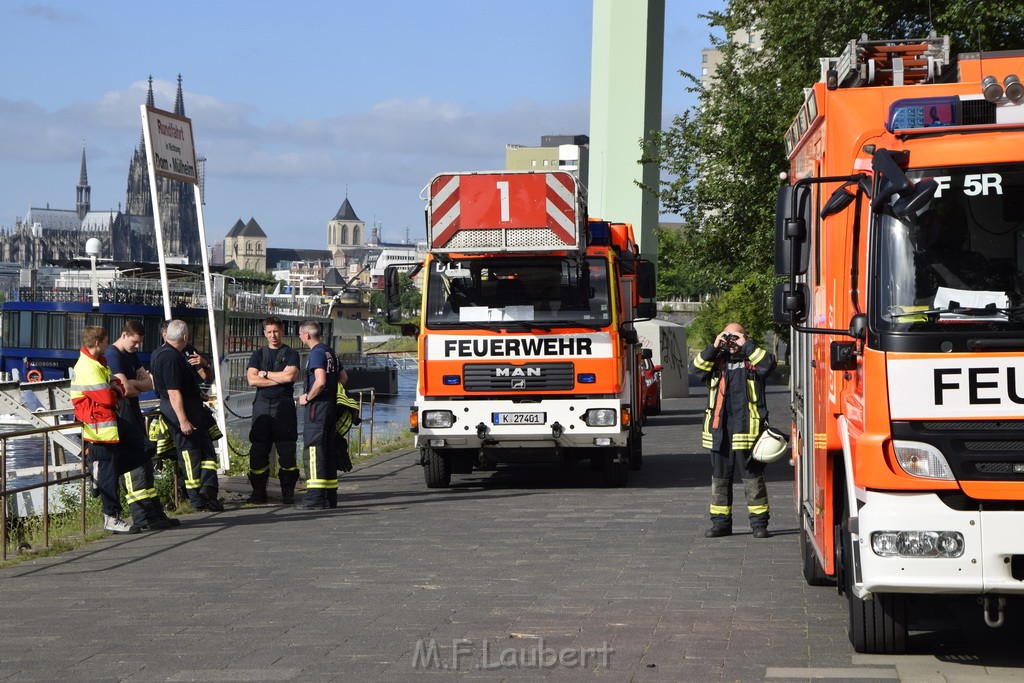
691,322,777,538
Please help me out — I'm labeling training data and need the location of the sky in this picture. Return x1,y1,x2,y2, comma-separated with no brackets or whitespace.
0,1,722,251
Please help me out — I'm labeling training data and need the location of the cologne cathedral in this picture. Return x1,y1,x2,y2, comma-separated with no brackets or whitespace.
0,76,200,266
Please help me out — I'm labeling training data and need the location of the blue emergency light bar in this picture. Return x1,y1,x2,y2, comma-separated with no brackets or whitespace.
887,97,958,132
588,221,611,246
887,96,997,133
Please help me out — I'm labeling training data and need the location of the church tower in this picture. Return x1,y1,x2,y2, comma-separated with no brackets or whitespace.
327,194,363,267
76,143,91,221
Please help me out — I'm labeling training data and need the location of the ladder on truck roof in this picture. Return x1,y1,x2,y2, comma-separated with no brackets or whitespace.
820,33,951,88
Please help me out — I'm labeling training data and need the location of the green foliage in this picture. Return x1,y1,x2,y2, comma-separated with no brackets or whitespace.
688,270,782,349
223,268,277,290
647,0,1024,342
370,272,421,317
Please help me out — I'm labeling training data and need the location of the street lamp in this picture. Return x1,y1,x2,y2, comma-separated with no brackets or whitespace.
85,238,101,310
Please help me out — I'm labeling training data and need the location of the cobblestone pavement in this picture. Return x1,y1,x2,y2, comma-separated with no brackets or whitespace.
1,386,1023,681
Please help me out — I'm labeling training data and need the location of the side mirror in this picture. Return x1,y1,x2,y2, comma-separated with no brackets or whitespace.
773,281,808,324
820,185,856,219
641,347,653,360
830,341,858,371
635,301,657,320
774,185,811,276
384,266,402,324
871,148,912,212
849,313,867,340
893,178,938,220
635,260,656,299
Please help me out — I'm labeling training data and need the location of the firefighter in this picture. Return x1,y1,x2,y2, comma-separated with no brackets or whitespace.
691,322,777,538
105,320,180,530
150,320,224,512
294,320,344,510
70,325,144,534
245,316,301,504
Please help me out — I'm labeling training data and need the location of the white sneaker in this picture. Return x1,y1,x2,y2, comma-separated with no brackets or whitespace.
103,514,139,534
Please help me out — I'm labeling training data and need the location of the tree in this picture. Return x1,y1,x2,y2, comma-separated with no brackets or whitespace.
646,0,1024,343
223,267,277,290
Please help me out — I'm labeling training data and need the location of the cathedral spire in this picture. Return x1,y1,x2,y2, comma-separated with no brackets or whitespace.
79,142,89,186
76,141,91,221
174,74,185,116
138,75,154,153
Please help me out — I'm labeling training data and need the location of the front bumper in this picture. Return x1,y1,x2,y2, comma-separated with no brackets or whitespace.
856,490,1024,595
414,397,628,450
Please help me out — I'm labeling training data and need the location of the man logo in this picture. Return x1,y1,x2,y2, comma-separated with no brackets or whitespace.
495,367,542,377
511,379,527,389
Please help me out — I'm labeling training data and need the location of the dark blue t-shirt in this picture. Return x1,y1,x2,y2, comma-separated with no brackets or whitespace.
305,342,341,403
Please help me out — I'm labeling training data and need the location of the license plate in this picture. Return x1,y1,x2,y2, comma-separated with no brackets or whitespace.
492,412,546,425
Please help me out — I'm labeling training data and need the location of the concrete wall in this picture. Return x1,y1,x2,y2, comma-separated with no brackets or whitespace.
635,318,688,398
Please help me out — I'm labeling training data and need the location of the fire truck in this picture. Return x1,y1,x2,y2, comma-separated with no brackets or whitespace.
385,170,655,488
774,34,1024,653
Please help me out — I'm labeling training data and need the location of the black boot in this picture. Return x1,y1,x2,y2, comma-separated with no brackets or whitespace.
750,511,770,539
246,472,268,504
705,514,732,538
294,491,328,510
279,470,299,505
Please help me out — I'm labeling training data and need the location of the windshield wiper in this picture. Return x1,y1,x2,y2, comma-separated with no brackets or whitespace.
885,303,1024,320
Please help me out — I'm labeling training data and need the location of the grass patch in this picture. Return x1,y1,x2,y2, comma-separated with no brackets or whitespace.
364,336,417,354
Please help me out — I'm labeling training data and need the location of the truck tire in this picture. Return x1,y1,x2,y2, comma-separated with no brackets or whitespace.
800,522,834,587
603,449,629,487
423,448,452,488
840,520,908,654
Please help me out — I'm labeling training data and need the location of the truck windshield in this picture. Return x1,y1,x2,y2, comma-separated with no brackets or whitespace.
423,256,611,329
873,162,1024,331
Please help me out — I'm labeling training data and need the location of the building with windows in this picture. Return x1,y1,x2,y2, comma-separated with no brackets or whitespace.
506,134,589,190
223,218,268,272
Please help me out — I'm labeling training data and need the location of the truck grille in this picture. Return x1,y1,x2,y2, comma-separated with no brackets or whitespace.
463,362,574,392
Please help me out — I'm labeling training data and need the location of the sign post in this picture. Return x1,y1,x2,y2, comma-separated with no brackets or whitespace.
141,104,229,470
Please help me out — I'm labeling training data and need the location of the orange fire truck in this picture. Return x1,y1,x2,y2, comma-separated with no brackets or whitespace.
775,35,1024,653
385,170,655,488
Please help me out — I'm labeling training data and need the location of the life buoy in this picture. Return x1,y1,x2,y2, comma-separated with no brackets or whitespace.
26,369,43,382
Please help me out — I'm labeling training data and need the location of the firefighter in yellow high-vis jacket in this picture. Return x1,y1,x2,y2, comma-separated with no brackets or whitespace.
691,322,777,539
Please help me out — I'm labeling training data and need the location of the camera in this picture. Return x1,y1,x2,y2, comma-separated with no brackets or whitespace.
722,333,739,342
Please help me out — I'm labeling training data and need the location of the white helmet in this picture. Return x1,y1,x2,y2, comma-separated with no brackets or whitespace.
752,426,789,463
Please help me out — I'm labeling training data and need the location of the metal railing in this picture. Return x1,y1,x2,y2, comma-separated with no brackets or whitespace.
346,387,377,455
0,421,87,561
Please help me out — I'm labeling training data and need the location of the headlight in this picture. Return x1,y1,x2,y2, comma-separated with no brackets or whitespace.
583,408,617,427
872,531,965,558
644,377,657,387
422,410,454,429
892,440,954,480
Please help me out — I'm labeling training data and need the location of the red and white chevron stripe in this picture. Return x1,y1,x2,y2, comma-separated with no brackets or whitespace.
428,171,578,250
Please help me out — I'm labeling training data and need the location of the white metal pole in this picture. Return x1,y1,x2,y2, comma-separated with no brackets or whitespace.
89,253,100,309
193,183,230,470
140,105,173,321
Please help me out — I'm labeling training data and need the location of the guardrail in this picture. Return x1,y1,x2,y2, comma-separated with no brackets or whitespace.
346,387,377,455
0,421,87,561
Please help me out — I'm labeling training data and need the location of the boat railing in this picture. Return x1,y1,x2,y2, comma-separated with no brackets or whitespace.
15,278,214,309
228,291,327,318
